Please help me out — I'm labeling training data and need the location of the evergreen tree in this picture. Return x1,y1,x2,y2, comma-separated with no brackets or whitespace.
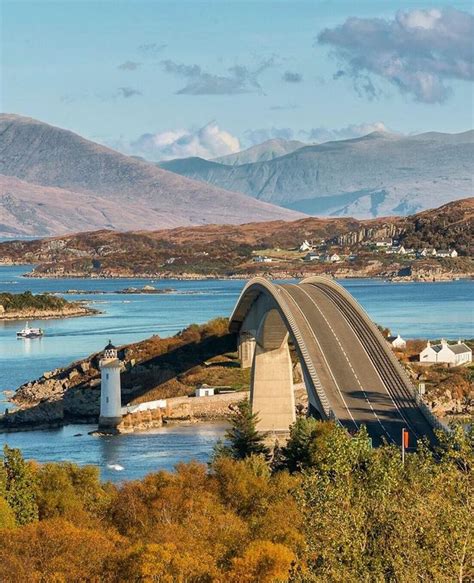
2,445,38,525
221,400,270,460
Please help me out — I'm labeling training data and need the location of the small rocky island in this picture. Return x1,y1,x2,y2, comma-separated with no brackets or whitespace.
0,291,98,320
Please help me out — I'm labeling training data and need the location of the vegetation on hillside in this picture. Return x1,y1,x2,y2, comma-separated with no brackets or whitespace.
0,198,471,278
0,406,472,582
0,291,69,313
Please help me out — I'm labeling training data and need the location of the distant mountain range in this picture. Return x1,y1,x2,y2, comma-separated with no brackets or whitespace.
0,115,301,237
214,138,307,165
160,130,474,218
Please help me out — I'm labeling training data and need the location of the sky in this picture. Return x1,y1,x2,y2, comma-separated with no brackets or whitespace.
1,0,473,160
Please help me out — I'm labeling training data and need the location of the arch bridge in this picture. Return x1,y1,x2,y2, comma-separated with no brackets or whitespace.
230,277,442,447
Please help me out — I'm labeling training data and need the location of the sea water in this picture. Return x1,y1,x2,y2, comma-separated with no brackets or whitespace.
0,265,472,481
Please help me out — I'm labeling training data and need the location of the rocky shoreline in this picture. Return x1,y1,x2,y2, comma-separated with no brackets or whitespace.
10,267,473,282
0,304,99,321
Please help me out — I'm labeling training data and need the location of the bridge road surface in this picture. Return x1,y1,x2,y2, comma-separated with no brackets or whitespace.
278,282,437,447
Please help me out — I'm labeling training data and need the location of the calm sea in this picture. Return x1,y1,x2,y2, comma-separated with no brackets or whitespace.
0,265,472,481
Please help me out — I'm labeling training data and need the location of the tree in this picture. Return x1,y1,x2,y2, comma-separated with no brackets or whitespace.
0,497,16,529
281,417,328,472
229,540,295,583
218,400,270,461
0,518,120,582
2,445,38,525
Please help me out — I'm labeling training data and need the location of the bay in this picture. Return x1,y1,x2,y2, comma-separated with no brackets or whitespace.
0,265,472,481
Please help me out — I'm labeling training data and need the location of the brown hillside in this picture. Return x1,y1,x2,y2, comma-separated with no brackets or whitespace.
0,114,302,236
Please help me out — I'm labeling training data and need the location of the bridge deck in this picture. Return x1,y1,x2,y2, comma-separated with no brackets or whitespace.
279,282,437,446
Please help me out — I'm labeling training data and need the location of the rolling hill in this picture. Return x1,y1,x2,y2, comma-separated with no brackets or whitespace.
160,130,474,218
1,198,471,278
214,138,307,165
0,115,302,237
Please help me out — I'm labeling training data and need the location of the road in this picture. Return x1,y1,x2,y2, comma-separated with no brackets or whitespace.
277,281,437,446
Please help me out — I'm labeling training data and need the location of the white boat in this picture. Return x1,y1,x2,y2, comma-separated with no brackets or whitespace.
17,322,44,338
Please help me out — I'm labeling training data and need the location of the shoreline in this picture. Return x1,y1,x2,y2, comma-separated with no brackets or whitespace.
0,306,99,321
1,264,471,283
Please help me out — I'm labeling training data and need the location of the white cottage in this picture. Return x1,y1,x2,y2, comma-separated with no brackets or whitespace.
299,240,312,252
437,249,458,258
195,384,215,397
387,334,406,350
304,252,320,262
419,339,472,365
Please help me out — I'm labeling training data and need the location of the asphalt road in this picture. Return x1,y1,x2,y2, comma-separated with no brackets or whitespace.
278,282,437,447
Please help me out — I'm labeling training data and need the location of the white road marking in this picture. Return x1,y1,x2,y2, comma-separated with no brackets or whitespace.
278,285,359,431
307,283,420,438
293,284,395,443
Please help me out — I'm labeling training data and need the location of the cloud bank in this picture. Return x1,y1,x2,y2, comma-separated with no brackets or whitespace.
124,122,240,161
318,7,474,103
160,59,274,95
305,122,391,142
243,122,391,145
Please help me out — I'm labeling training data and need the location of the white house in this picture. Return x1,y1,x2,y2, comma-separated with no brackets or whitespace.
419,339,472,365
299,240,312,252
324,253,341,263
253,255,273,263
375,237,392,248
418,247,437,257
387,245,406,255
195,384,215,397
437,249,458,258
304,252,320,262
387,334,406,350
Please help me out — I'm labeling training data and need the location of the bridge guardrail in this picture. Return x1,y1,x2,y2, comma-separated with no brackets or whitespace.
301,275,449,435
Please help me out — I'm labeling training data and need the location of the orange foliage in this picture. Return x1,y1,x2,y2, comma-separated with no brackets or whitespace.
0,518,122,582
228,540,295,583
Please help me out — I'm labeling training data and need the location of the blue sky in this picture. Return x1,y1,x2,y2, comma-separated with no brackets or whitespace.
2,0,473,159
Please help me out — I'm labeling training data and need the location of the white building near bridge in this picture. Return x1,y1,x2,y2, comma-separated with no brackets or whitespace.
387,334,406,350
419,339,472,365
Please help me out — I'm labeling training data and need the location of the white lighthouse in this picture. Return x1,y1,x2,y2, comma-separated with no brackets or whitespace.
98,340,122,431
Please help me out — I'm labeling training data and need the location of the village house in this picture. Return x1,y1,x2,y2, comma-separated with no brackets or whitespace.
304,252,320,262
195,384,215,397
374,237,393,248
436,249,458,258
253,255,273,263
418,247,437,258
324,253,341,263
386,245,406,255
299,240,312,252
387,334,406,350
419,339,472,365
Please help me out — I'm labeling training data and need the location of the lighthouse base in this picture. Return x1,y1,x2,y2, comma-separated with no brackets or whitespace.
98,416,122,433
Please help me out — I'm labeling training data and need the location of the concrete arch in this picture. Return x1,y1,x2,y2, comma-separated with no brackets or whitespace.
230,277,443,445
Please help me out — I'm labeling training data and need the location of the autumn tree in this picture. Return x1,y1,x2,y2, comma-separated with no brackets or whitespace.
2,445,38,525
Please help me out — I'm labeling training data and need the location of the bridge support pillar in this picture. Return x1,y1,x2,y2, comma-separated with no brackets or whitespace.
238,331,256,369
251,337,295,433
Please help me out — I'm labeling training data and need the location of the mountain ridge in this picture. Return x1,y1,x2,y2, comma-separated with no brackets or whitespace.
214,138,307,165
0,114,302,236
159,130,474,218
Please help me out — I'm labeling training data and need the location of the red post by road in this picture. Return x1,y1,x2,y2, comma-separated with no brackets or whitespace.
402,428,409,465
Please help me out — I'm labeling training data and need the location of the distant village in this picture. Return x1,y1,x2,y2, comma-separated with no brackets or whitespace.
253,236,459,265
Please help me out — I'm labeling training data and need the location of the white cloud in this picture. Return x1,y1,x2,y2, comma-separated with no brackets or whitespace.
318,7,474,103
305,122,392,142
115,122,241,161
